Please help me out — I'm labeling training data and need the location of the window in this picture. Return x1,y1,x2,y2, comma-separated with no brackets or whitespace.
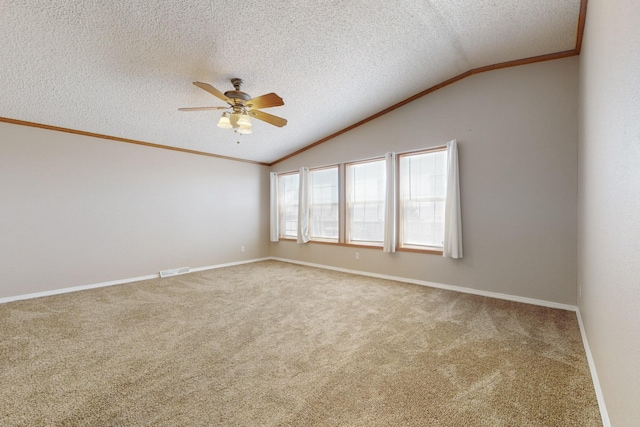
309,167,339,241
346,159,386,244
272,143,455,255
399,149,447,249
278,172,299,238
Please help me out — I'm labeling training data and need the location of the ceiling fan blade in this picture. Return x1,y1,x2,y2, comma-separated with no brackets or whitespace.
178,106,227,111
249,110,287,127
193,81,229,103
245,93,284,110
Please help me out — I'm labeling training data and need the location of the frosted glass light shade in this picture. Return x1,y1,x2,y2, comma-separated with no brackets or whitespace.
237,114,252,127
238,125,253,135
217,113,232,129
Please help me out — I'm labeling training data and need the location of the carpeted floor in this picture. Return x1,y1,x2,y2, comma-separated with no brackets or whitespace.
0,261,601,426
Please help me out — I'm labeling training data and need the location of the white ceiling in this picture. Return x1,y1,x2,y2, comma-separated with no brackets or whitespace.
0,1,582,164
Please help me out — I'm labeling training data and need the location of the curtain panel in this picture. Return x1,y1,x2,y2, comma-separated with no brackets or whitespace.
383,152,397,253
443,140,463,258
269,172,279,242
297,167,310,244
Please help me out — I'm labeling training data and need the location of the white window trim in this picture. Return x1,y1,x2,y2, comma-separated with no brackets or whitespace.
398,147,447,251
345,157,386,246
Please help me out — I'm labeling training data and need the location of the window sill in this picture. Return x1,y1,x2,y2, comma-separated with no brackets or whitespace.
275,238,443,255
397,246,443,255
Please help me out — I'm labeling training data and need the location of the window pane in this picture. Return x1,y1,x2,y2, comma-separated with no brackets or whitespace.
278,173,299,238
309,167,339,240
347,160,385,243
399,150,447,247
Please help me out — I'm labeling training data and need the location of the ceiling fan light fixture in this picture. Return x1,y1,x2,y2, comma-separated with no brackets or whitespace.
237,113,252,128
180,79,287,137
217,112,232,129
237,125,253,135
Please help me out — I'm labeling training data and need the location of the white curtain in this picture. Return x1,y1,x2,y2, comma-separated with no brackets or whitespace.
383,152,396,253
297,167,310,244
269,172,279,242
443,140,463,258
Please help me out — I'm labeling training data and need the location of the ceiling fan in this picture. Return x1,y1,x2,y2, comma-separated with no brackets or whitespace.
179,78,287,135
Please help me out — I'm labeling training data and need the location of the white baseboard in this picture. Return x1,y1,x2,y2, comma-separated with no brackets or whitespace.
190,257,271,273
0,257,271,304
269,257,577,311
0,273,159,304
576,307,611,427
3,256,573,311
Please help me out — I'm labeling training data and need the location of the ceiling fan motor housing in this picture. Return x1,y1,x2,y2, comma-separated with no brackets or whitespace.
224,90,251,102
225,78,251,102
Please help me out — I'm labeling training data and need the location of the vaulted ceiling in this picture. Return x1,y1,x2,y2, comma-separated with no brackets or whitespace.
0,1,585,165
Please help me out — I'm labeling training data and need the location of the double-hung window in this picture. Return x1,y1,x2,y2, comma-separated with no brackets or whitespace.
398,148,447,249
278,172,299,239
274,144,453,253
309,167,339,241
345,159,386,245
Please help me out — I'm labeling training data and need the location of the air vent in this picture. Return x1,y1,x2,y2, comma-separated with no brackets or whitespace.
159,267,190,278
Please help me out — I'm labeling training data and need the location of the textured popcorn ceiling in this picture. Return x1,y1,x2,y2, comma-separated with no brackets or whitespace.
0,1,581,164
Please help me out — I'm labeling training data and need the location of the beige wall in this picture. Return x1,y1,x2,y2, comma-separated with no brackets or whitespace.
578,0,640,425
271,57,579,306
0,122,270,299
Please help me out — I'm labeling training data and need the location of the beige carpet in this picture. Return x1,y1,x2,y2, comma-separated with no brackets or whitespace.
0,261,601,426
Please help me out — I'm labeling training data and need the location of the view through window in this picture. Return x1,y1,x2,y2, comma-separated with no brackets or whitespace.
309,167,339,240
399,149,447,248
278,172,299,238
346,159,386,244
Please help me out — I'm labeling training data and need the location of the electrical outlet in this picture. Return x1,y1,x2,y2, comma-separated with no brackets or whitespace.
355,252,359,260
579,284,582,298
241,246,245,253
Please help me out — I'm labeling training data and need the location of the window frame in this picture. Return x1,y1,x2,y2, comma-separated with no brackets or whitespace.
308,165,340,243
273,145,447,256
344,157,386,247
397,146,447,254
277,171,300,240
